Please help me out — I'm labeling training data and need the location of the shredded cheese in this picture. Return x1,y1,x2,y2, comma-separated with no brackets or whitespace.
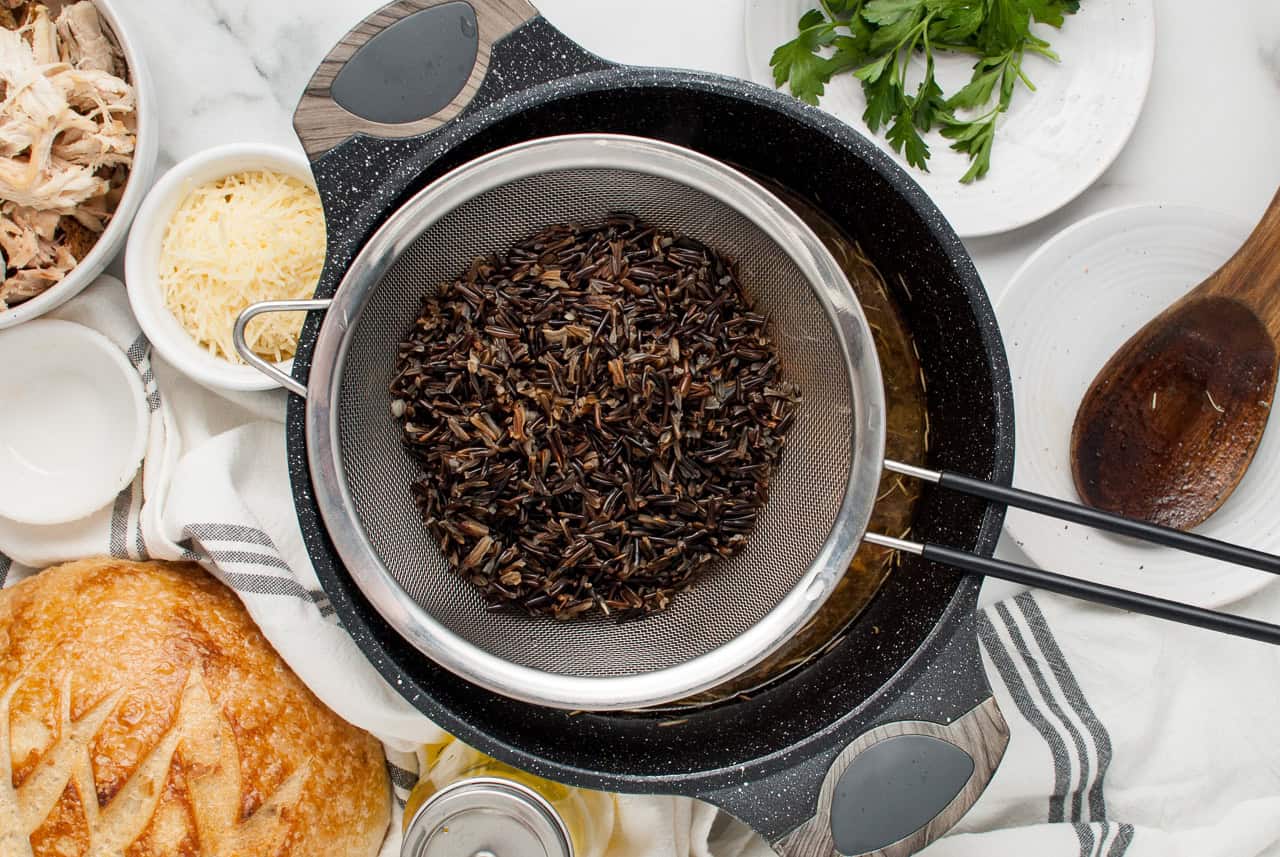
159,170,325,363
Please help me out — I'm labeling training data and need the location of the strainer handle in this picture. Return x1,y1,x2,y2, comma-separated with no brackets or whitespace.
884,459,1280,574
771,698,1009,857
233,299,333,397
293,0,538,159
876,459,1280,643
866,534,1280,645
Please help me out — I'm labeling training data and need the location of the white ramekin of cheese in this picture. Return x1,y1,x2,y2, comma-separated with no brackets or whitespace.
125,144,326,392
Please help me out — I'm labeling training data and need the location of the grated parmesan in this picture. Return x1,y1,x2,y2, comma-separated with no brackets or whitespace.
159,170,325,364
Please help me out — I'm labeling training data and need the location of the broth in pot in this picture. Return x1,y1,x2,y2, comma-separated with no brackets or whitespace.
675,185,928,707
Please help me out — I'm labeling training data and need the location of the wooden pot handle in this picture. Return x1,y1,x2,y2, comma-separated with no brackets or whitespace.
773,698,1008,857
293,0,536,160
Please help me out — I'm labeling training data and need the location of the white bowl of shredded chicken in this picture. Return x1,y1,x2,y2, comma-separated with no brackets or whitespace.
0,0,157,328
125,143,326,392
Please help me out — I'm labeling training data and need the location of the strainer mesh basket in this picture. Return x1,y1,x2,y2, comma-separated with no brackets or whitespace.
326,145,861,689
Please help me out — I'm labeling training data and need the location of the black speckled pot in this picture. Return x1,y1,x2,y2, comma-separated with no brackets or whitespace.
283,3,1015,854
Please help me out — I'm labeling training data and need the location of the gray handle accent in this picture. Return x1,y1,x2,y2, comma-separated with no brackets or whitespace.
294,0,537,159
829,735,974,854
233,298,333,397
774,697,1008,857
330,1,480,125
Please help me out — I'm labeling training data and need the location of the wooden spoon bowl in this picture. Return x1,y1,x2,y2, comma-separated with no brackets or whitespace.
1071,190,1280,530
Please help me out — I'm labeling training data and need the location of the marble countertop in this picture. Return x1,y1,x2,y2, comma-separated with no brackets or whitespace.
115,0,1280,604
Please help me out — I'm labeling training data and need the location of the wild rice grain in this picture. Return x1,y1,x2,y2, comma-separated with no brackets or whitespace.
391,214,799,620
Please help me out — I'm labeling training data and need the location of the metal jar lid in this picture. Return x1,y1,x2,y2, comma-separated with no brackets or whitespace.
403,777,573,857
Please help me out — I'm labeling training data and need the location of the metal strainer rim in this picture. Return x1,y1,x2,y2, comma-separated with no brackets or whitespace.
304,134,887,710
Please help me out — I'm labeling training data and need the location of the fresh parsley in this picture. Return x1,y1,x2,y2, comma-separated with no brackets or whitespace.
769,0,1080,182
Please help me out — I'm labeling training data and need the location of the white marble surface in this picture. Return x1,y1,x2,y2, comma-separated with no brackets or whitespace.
112,0,1280,607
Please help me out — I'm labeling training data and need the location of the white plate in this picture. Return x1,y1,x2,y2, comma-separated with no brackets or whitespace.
743,0,1155,237
0,319,148,525
997,203,1277,608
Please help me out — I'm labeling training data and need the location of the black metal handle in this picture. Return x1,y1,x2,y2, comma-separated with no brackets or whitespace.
876,460,1280,645
921,543,1280,645
937,469,1280,575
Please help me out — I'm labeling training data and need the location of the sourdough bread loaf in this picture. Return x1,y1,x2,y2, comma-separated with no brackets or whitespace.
0,558,390,857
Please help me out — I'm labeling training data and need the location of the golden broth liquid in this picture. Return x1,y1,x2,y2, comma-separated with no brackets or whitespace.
676,184,929,706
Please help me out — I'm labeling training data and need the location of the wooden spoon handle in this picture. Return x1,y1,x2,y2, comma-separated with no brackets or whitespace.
1204,187,1280,338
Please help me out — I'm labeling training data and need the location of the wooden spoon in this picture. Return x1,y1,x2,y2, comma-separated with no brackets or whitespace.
1071,189,1280,531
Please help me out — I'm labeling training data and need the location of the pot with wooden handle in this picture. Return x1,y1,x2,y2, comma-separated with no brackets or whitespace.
239,3,1280,856
261,2,1019,855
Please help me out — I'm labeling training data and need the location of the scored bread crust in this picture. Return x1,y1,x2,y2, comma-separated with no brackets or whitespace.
0,558,390,857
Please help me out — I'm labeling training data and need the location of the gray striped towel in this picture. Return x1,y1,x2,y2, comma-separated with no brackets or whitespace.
925,585,1280,857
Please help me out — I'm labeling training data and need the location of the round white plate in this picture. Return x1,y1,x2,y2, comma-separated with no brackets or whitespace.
0,319,148,525
997,203,1275,608
743,0,1155,237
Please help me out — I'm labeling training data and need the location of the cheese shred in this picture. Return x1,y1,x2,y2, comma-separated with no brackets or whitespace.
160,170,325,364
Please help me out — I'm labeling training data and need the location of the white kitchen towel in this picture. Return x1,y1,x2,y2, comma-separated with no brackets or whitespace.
0,277,768,857
924,583,1280,857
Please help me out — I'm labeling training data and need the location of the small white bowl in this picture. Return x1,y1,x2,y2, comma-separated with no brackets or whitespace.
0,0,159,330
125,143,316,393
0,319,148,525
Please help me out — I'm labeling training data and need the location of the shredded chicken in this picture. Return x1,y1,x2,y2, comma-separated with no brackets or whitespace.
0,263,63,304
55,0,115,73
0,1,133,310
0,207,36,267
28,1,52,63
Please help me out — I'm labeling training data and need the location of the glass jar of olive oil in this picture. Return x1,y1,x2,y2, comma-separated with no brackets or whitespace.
403,736,615,857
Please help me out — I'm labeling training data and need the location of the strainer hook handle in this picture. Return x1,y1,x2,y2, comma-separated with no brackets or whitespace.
234,299,333,398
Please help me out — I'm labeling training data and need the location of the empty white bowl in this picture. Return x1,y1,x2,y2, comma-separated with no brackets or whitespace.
125,143,316,393
0,319,148,525
0,0,159,330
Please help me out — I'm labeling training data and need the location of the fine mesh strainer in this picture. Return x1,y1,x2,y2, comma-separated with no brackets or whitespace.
238,134,1280,712
237,134,888,710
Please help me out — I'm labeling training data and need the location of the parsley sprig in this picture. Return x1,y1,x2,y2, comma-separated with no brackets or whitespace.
770,0,1079,182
